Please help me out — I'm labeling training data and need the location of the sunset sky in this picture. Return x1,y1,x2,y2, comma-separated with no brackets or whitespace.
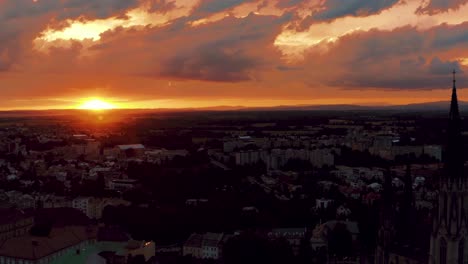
1,0,468,110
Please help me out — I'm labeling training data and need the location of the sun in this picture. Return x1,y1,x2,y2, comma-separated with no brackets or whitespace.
78,98,115,110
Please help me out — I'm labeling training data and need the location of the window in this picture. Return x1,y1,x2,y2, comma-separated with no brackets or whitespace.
459,239,465,264
441,237,447,264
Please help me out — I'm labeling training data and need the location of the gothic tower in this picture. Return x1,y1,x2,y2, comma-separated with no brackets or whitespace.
429,70,468,264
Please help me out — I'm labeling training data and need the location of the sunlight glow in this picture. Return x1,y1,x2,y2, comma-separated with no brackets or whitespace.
274,0,468,60
78,98,116,110
34,0,199,50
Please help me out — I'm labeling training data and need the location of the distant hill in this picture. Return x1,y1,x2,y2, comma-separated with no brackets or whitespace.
0,101,464,116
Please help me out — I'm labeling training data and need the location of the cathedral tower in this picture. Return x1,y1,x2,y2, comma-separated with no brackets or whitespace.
429,70,468,264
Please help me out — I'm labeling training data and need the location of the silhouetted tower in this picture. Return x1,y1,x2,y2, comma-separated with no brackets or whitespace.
430,70,467,264
376,169,396,264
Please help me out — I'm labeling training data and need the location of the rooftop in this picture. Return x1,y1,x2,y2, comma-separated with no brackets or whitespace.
117,144,145,150
0,226,97,260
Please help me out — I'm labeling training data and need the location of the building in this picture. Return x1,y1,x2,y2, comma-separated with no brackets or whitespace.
268,228,307,256
72,197,129,220
315,198,334,209
183,233,227,260
430,71,468,264
235,150,261,166
116,144,145,158
0,208,34,242
309,148,335,168
376,72,466,264
108,179,139,191
0,226,96,264
201,233,224,259
183,233,203,258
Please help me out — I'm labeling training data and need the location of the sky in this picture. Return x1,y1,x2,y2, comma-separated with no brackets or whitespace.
1,0,468,110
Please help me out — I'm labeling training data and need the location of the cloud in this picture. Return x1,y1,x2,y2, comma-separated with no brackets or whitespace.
161,42,260,82
429,57,462,75
313,0,400,20
146,0,177,13
276,65,302,71
3,0,468,109
297,24,468,90
0,0,140,21
0,0,143,72
275,0,305,9
194,0,250,15
417,0,468,14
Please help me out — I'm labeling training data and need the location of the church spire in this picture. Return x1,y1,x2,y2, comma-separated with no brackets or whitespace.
446,69,464,179
450,70,460,121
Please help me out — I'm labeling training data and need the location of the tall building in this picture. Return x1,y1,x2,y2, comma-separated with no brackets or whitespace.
376,71,465,264
429,70,467,264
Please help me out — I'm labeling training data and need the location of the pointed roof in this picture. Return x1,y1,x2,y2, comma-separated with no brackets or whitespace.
445,70,464,179
449,70,460,121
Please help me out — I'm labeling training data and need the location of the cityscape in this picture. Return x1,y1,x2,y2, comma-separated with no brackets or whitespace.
2,0,468,264
0,75,464,263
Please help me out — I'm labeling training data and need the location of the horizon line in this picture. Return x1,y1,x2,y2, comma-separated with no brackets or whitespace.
0,99,462,112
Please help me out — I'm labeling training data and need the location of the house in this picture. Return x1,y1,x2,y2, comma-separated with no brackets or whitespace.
108,179,139,191
202,233,224,259
17,194,36,209
336,205,352,218
183,233,203,259
315,198,334,210
268,228,307,255
116,144,145,158
363,192,381,206
72,197,129,219
185,199,208,207
310,224,327,251
39,195,72,209
183,233,227,260
367,182,383,192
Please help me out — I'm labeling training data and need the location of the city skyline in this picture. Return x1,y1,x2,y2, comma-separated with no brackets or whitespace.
1,0,468,110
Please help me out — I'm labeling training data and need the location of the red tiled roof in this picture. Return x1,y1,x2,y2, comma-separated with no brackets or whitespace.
0,226,97,260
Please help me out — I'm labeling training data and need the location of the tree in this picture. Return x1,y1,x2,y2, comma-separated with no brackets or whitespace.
223,233,294,264
328,223,353,258
127,254,146,264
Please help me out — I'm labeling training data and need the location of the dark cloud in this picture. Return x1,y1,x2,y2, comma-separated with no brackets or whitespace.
417,0,468,14
429,57,462,75
276,65,302,71
314,0,399,20
193,0,251,16
0,0,140,20
305,25,468,90
155,14,289,81
275,0,304,9
54,13,288,83
431,23,468,49
146,0,177,13
161,45,258,82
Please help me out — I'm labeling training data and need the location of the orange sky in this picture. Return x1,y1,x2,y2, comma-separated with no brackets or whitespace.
1,0,468,110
